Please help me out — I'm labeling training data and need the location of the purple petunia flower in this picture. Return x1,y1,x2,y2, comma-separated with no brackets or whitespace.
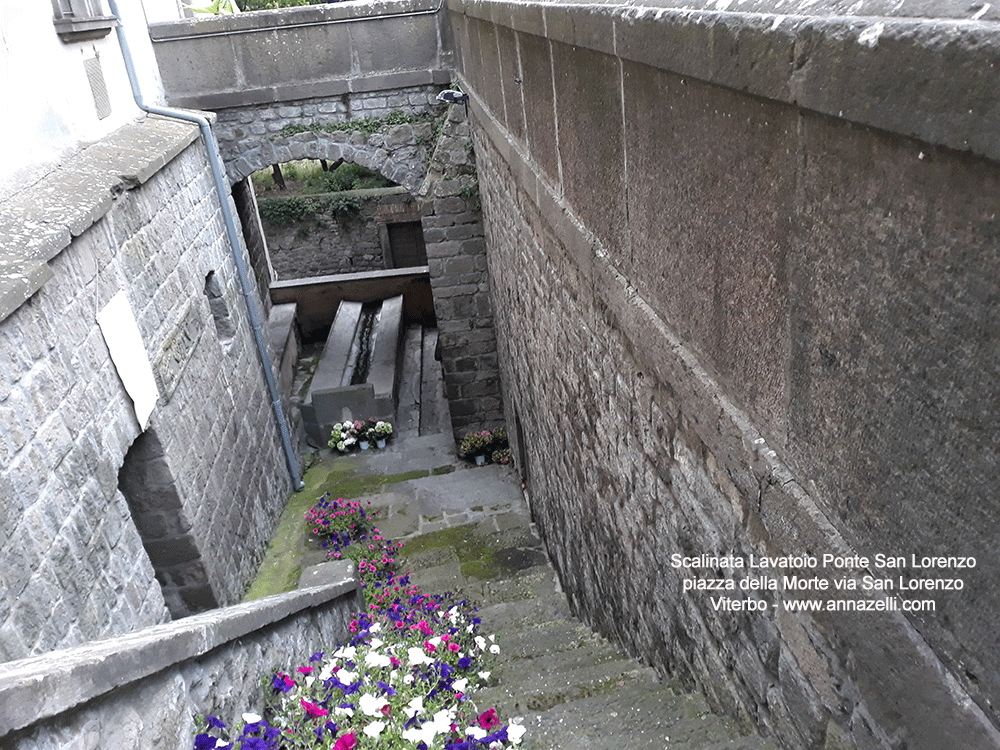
194,734,223,750
377,680,397,696
206,715,226,729
310,651,325,662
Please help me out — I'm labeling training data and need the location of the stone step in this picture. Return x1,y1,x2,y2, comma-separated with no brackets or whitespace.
477,655,655,715
486,619,616,661
397,519,779,750
515,680,778,750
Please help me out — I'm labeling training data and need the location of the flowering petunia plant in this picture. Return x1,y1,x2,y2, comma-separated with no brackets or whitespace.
195,493,526,749
193,592,524,749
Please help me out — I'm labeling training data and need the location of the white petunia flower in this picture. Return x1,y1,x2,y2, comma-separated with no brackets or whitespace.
334,706,355,717
490,644,501,654
453,678,469,693
408,646,434,666
474,636,486,650
478,671,491,681
363,720,386,739
365,650,391,668
407,696,424,716
338,669,358,684
467,727,487,739
402,725,439,744
359,692,386,717
507,723,527,744
241,713,262,724
334,646,356,660
370,622,382,633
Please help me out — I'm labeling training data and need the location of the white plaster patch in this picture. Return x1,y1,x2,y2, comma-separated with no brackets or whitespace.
858,21,885,47
715,0,734,10
972,2,990,19
770,14,786,29
98,290,159,430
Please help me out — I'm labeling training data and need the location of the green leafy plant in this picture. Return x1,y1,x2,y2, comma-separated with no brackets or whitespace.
257,196,318,226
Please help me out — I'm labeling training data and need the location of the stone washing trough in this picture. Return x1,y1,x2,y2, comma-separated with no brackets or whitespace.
301,294,404,447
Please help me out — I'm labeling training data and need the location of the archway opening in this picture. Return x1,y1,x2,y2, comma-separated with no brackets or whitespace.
117,430,219,618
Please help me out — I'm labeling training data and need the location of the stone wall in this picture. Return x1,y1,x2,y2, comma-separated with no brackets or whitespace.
418,106,503,438
0,567,361,747
148,0,453,112
453,1,1000,748
213,88,443,192
261,188,423,279
0,116,292,661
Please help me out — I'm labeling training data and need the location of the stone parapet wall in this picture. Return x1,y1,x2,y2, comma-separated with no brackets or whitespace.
0,116,291,660
0,567,361,747
453,2,1000,748
149,0,454,111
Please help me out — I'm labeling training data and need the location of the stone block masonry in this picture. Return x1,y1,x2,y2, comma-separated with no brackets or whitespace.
452,1,1000,748
0,116,291,660
418,106,504,439
261,188,424,279
0,566,361,746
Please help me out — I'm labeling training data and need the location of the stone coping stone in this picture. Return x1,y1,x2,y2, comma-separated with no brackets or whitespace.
271,266,430,291
452,0,1000,163
370,294,405,403
0,565,357,739
149,0,443,39
268,302,298,369
0,115,202,323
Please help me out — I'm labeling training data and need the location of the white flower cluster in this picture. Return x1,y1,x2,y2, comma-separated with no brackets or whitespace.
259,606,523,748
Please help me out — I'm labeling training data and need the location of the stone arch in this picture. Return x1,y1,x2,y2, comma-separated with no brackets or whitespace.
222,126,436,195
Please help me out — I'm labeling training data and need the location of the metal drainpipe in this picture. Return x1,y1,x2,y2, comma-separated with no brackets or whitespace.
108,0,304,491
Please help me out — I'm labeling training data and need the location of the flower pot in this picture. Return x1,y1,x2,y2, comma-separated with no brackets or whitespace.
359,441,370,450
376,439,386,449
475,454,486,466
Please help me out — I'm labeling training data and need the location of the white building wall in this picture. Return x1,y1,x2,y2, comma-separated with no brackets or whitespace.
0,0,178,201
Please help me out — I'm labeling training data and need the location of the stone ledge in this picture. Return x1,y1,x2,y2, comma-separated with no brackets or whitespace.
0,563,357,739
453,0,1000,162
0,116,202,324
149,0,443,39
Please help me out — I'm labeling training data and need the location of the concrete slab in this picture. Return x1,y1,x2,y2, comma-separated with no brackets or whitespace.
395,324,423,438
419,327,452,436
298,559,356,590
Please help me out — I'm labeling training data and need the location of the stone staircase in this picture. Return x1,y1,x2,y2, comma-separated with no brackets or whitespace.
288,319,779,750
397,511,779,750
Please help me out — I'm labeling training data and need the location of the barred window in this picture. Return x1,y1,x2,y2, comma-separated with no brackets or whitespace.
52,0,117,43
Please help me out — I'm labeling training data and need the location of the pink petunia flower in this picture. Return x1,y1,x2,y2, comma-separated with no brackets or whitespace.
301,698,328,718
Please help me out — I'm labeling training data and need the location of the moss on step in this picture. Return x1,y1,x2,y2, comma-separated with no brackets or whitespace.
244,457,436,601
400,524,534,583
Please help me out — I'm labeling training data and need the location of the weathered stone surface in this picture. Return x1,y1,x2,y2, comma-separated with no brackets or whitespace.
261,188,423,279
0,118,293,662
0,574,360,744
454,4,1000,748
417,106,503,439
